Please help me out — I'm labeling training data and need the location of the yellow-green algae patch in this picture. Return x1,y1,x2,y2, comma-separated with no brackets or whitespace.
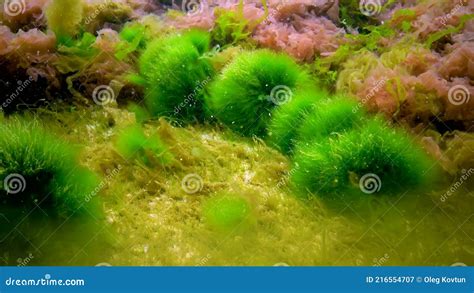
12,105,473,266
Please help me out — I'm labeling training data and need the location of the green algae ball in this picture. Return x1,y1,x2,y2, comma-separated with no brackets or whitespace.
206,49,312,137
267,90,326,155
297,96,367,145
203,194,250,231
291,118,436,197
139,30,214,124
0,120,104,264
0,119,101,230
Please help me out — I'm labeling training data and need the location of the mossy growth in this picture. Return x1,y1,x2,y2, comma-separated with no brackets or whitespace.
313,24,395,89
115,17,165,60
0,119,100,227
202,193,251,232
267,90,326,155
206,49,312,137
54,32,99,74
115,23,147,60
211,0,266,46
139,30,214,124
291,118,436,197
339,0,396,32
297,96,367,146
45,0,84,44
115,124,173,167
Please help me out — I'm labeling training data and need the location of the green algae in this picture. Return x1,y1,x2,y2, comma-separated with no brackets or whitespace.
267,90,326,155
45,0,84,44
206,49,312,137
115,124,174,167
291,118,437,196
203,193,251,232
139,30,214,124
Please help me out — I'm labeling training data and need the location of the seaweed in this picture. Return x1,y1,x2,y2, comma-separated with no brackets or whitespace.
115,23,147,61
211,0,266,47
115,124,174,167
202,193,251,232
297,96,368,146
115,16,168,61
206,49,312,137
0,119,100,218
389,8,417,33
291,118,436,196
339,0,393,31
425,14,474,48
313,24,395,88
267,90,326,155
45,0,84,45
139,30,214,124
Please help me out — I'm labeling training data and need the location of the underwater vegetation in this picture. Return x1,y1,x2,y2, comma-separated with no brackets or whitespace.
206,49,312,137
267,90,324,155
138,30,214,124
0,120,99,215
0,0,472,266
45,0,84,44
291,118,436,196
115,124,173,167
296,96,368,146
211,1,266,47
0,119,101,248
202,193,251,232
